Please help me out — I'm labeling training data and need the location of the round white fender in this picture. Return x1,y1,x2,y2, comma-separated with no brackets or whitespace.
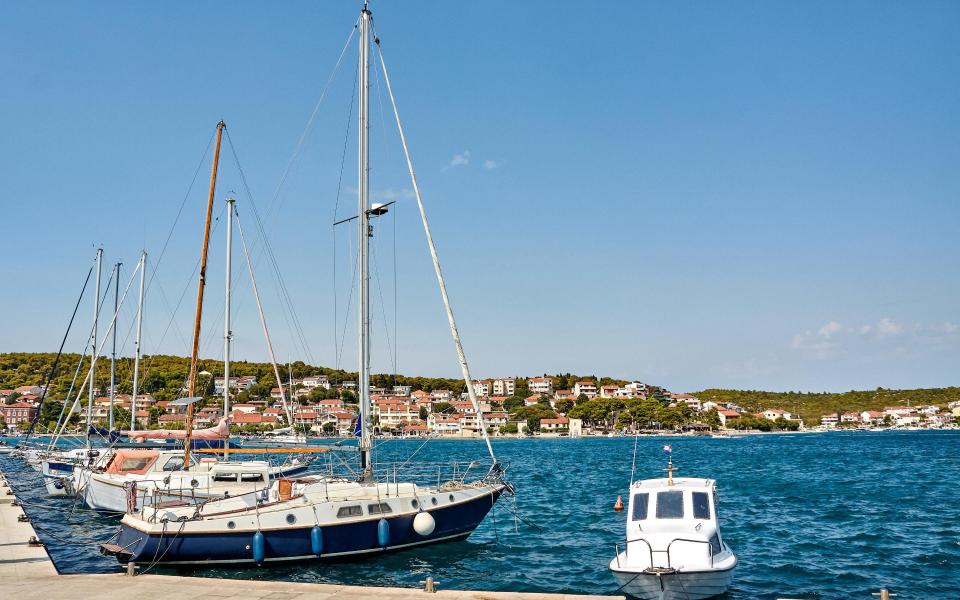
413,511,436,536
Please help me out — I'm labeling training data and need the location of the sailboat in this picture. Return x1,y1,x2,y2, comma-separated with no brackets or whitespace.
101,3,509,565
69,125,313,511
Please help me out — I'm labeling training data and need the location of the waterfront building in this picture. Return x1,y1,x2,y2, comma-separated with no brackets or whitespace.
820,413,839,427
540,416,569,432
760,408,792,421
718,409,741,428
0,402,38,428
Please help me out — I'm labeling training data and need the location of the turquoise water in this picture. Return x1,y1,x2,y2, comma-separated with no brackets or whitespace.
2,431,958,598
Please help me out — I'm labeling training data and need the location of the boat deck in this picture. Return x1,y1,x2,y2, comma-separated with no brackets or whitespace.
0,469,620,600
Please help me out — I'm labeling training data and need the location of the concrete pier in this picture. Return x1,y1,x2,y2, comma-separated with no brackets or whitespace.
0,470,620,600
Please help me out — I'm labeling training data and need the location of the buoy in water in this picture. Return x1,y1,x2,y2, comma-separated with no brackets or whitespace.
377,518,390,547
252,531,265,564
613,495,624,512
413,511,436,536
310,525,323,556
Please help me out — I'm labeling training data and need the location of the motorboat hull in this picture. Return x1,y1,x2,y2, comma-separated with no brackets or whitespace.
111,486,503,565
41,460,76,496
610,560,735,600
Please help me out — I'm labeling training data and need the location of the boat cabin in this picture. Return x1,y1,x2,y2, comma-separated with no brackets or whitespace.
103,450,270,486
623,477,728,571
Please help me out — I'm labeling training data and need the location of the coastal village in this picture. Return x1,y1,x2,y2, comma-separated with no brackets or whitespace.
2,374,958,436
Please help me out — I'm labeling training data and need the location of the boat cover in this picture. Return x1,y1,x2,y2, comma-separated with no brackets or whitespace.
124,418,229,441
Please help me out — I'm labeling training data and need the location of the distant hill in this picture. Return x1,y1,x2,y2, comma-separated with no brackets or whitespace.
695,387,960,424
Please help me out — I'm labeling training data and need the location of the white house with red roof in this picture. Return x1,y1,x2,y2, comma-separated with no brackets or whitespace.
759,408,793,421
427,413,460,435
540,416,569,432
528,377,553,395
718,409,741,428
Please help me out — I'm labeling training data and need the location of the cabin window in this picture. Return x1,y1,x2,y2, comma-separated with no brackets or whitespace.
692,492,711,520
655,491,684,519
368,502,393,514
162,457,185,472
631,493,649,521
709,532,721,554
213,473,239,482
240,473,265,483
337,505,363,518
119,457,153,472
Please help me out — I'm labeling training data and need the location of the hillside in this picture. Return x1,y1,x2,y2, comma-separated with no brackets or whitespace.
0,352,464,402
695,387,960,424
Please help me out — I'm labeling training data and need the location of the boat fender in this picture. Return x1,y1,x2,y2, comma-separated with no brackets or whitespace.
613,495,624,512
413,511,435,536
252,531,266,564
310,526,323,555
377,518,390,547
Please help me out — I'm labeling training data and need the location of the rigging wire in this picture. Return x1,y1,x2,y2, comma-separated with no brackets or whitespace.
24,261,95,439
333,57,359,372
223,131,316,366
261,21,359,228
139,130,217,353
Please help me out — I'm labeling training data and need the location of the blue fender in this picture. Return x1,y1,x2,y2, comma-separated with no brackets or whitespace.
377,518,390,547
310,525,323,556
252,531,266,564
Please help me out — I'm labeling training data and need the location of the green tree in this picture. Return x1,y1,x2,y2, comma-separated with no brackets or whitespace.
554,399,574,414
702,408,721,429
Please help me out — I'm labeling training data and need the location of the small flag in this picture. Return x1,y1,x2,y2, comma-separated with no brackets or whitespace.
663,444,672,454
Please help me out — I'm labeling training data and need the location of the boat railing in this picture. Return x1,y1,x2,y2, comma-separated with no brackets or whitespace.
614,537,714,570
310,457,505,489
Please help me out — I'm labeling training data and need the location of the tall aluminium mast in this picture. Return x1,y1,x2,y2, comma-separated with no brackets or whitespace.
109,261,121,432
357,3,373,480
86,248,102,449
183,120,226,468
223,197,234,457
130,251,146,433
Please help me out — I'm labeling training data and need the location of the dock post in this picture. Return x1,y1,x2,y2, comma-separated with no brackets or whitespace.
422,577,438,593
127,562,137,577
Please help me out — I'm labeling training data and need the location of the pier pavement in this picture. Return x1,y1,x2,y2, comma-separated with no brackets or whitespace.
0,469,619,600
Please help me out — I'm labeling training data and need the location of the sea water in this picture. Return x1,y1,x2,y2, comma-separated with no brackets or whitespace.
2,430,958,599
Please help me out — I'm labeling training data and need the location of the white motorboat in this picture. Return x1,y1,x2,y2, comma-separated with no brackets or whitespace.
609,449,736,599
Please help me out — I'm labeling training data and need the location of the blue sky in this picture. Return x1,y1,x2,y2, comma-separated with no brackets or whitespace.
1,1,958,392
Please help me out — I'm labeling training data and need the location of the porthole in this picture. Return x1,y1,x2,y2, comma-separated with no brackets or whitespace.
448,494,455,502
411,499,419,509
227,521,236,530
431,497,438,506
286,514,297,524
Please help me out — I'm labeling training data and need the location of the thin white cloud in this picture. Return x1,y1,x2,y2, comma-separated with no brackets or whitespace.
818,321,842,339
791,317,957,360
876,318,903,337
483,159,498,170
448,150,470,168
373,188,414,201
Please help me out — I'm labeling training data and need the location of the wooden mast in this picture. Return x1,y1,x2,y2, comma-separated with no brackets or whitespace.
184,120,226,469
